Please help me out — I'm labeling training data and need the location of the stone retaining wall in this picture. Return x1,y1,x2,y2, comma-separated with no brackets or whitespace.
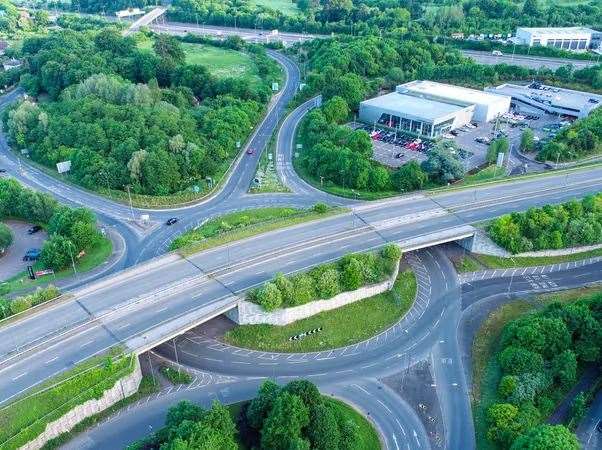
515,242,602,258
227,261,400,326
19,357,142,450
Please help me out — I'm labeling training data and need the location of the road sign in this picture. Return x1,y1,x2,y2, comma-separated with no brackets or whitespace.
268,153,272,160
271,82,279,91
27,266,36,280
35,269,54,277
56,160,71,173
496,152,505,167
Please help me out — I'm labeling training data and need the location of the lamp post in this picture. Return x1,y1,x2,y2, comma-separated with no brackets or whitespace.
125,185,136,222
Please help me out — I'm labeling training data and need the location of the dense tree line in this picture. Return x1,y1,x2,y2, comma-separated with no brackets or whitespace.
129,379,370,450
485,293,601,449
169,0,414,36
425,0,602,35
488,194,602,254
5,30,279,196
251,244,401,311
0,178,103,271
0,0,48,36
538,108,602,162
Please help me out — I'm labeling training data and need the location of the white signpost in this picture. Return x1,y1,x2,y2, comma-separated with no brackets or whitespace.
56,160,71,174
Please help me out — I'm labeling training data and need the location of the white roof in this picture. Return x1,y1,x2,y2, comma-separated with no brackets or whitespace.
398,80,510,107
517,27,598,37
360,92,466,122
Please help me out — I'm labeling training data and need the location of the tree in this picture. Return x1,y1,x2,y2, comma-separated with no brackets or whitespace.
391,161,427,192
273,272,294,305
550,350,577,387
522,0,540,17
322,96,349,124
498,346,544,375
256,282,283,311
316,268,341,299
165,401,205,429
487,403,521,447
421,144,465,184
340,257,364,290
260,392,310,450
307,403,341,450
520,129,535,153
510,424,579,450
291,273,316,306
247,380,281,430
40,234,76,271
0,223,12,251
570,392,587,424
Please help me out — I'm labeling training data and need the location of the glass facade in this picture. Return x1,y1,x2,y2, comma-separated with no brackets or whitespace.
376,113,441,138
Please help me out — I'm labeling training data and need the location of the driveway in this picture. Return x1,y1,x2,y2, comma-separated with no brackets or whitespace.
0,220,47,281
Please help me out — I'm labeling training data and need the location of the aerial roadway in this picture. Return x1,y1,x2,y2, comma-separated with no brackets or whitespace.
1,11,602,450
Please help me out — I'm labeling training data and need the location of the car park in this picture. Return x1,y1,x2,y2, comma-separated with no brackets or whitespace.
23,248,41,261
165,217,178,226
27,225,42,235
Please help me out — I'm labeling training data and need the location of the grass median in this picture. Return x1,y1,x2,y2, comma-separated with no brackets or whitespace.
223,269,416,353
453,247,602,273
173,205,346,256
0,348,135,450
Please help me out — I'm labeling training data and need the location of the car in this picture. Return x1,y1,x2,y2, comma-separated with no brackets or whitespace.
492,50,503,56
27,225,42,234
166,217,178,226
23,248,41,261
0,168,6,173
246,148,254,155
395,152,404,158
450,130,459,136
597,420,602,433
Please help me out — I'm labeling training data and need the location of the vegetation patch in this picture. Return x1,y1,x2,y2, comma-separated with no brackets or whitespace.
0,222,13,253
472,288,602,450
0,349,135,450
127,379,379,450
0,179,110,293
0,284,60,320
225,269,416,352
173,204,345,255
159,365,193,385
487,194,601,253
248,244,401,311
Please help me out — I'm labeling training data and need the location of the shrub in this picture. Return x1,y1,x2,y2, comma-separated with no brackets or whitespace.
10,297,32,315
290,274,316,306
256,283,283,311
273,273,294,305
312,203,329,214
498,346,544,375
0,223,12,250
381,244,401,261
316,268,341,299
341,257,364,291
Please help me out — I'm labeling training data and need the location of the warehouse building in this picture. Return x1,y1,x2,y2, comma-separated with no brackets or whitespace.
358,81,511,138
486,82,602,119
515,27,601,51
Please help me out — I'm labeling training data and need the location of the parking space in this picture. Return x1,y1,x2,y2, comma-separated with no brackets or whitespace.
351,105,569,174
0,220,47,281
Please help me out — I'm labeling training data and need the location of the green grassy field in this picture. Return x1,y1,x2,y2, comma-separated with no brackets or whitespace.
0,237,113,296
250,0,300,15
224,269,416,352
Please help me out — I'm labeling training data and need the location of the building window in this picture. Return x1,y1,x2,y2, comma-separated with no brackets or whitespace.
391,115,400,128
533,39,541,46
433,118,454,137
422,123,432,137
377,113,390,125
400,117,411,131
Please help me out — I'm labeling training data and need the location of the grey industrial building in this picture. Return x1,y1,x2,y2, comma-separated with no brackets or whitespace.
486,82,602,118
358,81,511,138
515,27,601,51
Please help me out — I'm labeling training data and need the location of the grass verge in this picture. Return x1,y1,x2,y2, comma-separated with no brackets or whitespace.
174,205,346,256
224,269,416,352
453,247,602,273
0,237,113,295
472,286,602,450
41,375,160,450
0,348,134,450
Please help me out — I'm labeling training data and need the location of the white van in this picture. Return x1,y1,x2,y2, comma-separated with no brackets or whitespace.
492,50,503,56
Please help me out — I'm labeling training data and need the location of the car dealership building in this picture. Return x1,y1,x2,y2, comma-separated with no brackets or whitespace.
358,81,511,138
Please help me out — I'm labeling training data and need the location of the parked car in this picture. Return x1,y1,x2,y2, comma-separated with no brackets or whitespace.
23,248,41,261
27,225,42,234
165,217,178,226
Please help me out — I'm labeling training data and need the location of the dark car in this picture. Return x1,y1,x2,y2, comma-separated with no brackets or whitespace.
0,168,6,173
395,152,404,158
28,225,42,234
166,217,178,226
246,148,254,155
23,248,41,261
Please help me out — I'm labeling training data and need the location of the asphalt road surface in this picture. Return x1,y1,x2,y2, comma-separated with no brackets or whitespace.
461,49,599,70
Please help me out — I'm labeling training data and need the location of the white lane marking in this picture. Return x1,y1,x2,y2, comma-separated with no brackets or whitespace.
79,339,94,348
12,372,28,381
45,356,58,365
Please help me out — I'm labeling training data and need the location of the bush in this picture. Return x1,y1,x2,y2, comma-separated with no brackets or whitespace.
381,244,401,261
10,297,32,315
256,282,283,311
312,203,329,214
341,257,364,291
0,223,12,250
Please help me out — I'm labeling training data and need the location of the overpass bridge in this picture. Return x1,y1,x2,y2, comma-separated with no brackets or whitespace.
123,6,167,36
1,164,602,405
